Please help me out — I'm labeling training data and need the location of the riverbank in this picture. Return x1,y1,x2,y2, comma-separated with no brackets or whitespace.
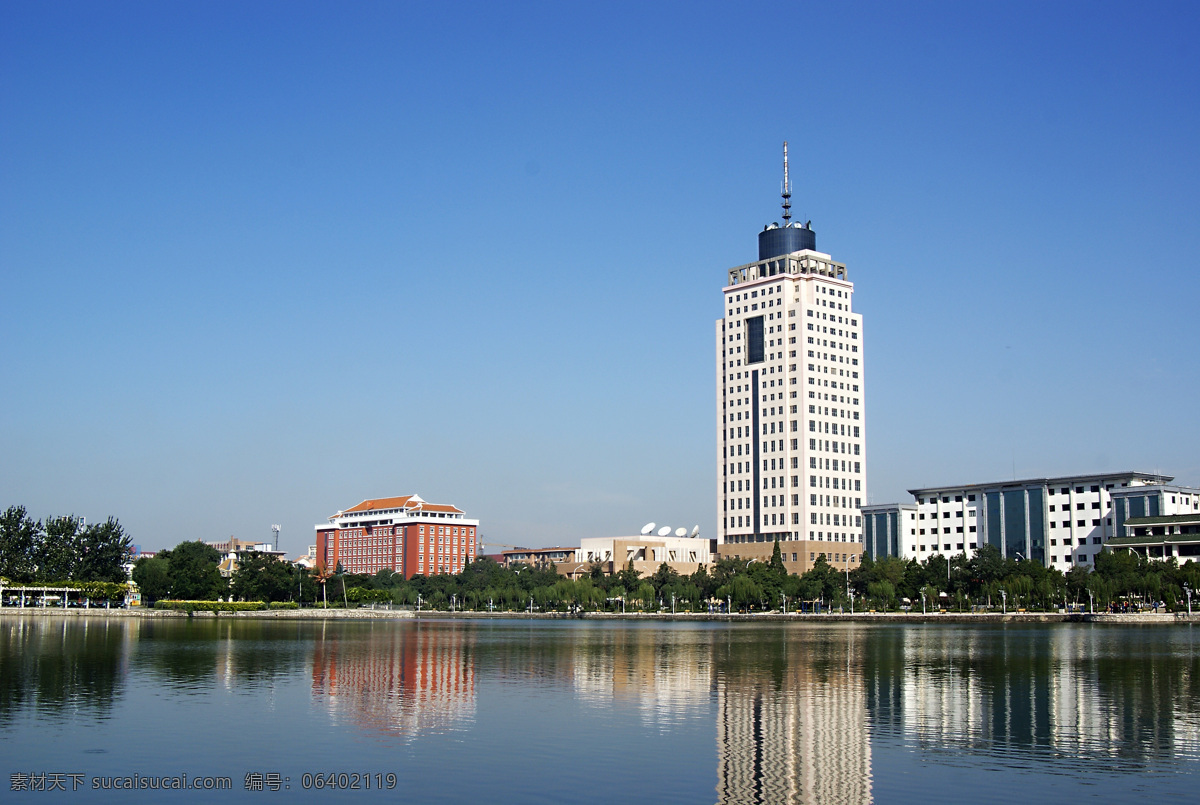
3,608,1198,624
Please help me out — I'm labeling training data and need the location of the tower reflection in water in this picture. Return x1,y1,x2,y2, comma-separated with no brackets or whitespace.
310,622,476,739
713,627,872,805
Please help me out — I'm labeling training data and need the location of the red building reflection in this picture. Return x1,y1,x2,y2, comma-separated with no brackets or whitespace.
311,624,475,738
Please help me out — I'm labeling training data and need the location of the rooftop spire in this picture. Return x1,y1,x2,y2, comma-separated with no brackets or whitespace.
781,141,792,224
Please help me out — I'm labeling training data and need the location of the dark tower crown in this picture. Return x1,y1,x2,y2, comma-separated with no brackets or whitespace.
758,141,815,260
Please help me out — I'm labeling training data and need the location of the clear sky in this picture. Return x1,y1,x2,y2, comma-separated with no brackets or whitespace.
2,1,1197,555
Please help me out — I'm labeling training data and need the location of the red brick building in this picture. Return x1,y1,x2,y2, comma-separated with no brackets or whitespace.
314,494,479,579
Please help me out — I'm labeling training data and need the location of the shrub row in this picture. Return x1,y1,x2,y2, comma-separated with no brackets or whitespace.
155,600,267,613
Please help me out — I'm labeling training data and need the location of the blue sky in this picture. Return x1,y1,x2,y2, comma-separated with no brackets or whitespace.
2,1,1197,554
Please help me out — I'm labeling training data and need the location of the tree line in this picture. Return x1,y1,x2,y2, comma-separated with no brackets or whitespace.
131,538,1197,614
851,544,1200,612
6,512,1187,614
0,506,131,585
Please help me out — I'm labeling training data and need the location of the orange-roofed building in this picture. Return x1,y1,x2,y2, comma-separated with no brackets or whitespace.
314,494,480,579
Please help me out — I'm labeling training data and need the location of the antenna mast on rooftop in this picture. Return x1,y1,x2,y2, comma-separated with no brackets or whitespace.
271,524,280,552
781,141,792,225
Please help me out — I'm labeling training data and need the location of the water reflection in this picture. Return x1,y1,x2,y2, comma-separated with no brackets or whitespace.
0,616,1197,802
712,627,871,805
570,627,711,726
863,625,1200,766
310,622,476,739
134,619,308,691
0,617,130,724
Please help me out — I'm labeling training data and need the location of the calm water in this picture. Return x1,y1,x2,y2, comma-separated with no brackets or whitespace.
1,616,1197,803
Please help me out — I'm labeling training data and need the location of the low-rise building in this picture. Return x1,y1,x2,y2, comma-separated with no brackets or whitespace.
861,503,916,561
293,545,319,570
863,471,1199,569
314,494,479,579
579,535,713,578
500,547,577,570
1106,512,1200,561
206,538,288,576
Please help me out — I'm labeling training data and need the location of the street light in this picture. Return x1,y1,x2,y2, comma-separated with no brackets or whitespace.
572,563,587,580
1001,589,1007,615
1185,584,1192,616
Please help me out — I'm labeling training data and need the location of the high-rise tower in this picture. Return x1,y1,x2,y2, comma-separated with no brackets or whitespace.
715,144,866,574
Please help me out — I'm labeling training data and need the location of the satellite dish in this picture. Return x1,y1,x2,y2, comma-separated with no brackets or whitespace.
657,526,671,537
641,522,656,535
690,525,700,537
675,528,686,537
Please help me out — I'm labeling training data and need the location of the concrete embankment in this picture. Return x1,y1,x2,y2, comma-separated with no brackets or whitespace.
3,608,1197,624
422,610,1200,624
0,607,414,620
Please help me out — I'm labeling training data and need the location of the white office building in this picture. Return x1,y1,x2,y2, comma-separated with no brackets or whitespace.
716,144,866,574
863,471,1198,569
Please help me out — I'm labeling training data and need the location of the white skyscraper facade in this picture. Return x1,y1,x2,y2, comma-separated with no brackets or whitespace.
715,145,865,574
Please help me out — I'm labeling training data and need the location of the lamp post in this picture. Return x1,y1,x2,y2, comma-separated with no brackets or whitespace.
849,589,855,614
451,594,456,613
1185,584,1192,616
573,563,587,580
1001,589,1007,615
1087,588,1094,614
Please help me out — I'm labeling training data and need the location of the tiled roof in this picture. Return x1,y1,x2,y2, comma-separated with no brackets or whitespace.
343,496,415,513
335,496,465,518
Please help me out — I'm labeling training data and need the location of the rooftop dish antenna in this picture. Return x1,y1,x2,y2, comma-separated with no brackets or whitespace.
674,528,686,537
690,525,700,537
641,522,656,535
657,526,672,537
781,141,792,225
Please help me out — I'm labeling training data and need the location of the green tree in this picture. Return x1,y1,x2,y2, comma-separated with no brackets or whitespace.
38,515,83,581
77,517,132,582
769,540,786,575
968,544,1005,589
132,555,172,603
0,505,42,582
727,573,764,610
689,566,716,602
230,551,294,602
651,563,680,598
867,580,896,610
618,559,642,593
166,541,225,600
